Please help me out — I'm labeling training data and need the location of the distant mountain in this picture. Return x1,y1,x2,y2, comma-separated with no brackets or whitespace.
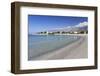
79,26,88,30
47,25,88,33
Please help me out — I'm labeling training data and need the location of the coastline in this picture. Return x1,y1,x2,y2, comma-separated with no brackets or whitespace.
31,34,87,36
29,35,88,60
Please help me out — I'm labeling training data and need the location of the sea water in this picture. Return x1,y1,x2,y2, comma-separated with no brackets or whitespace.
28,35,81,60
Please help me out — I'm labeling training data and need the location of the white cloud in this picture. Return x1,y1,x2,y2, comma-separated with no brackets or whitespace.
75,21,88,27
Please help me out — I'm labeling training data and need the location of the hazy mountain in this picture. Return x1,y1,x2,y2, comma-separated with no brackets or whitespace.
47,26,87,33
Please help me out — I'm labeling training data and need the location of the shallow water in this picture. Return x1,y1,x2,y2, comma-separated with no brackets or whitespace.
28,35,81,60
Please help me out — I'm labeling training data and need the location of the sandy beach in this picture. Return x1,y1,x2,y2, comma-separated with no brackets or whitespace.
31,35,88,60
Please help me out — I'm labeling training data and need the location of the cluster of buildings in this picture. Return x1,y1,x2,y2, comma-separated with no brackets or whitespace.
36,30,88,35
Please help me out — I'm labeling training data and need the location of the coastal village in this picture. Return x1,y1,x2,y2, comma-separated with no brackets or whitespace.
36,27,88,35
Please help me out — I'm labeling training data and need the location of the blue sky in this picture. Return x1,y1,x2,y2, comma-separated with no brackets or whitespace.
28,15,88,34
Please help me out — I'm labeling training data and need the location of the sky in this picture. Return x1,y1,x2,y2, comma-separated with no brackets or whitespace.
28,15,88,34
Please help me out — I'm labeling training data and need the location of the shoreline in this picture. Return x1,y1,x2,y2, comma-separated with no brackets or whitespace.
29,35,88,60
30,34,87,36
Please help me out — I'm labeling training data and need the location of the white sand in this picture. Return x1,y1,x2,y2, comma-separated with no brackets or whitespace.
32,35,88,60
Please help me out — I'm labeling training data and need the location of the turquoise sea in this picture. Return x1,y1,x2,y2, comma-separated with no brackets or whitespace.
28,35,81,60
